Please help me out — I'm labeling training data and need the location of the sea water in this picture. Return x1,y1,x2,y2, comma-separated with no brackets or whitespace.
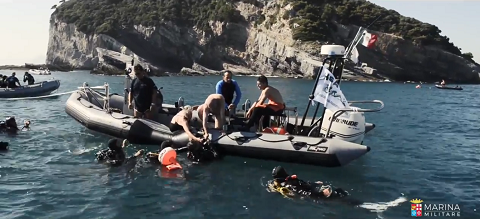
0,71,479,219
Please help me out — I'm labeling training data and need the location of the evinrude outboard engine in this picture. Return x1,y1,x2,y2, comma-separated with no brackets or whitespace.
300,45,366,144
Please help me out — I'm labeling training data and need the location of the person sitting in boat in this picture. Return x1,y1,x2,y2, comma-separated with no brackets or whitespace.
96,139,144,167
216,70,242,116
193,94,226,139
23,72,35,85
268,166,352,201
128,64,158,119
440,79,446,86
0,75,6,88
6,72,21,88
170,105,203,143
241,75,285,131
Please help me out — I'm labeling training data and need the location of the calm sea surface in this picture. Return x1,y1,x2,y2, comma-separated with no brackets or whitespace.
0,71,479,219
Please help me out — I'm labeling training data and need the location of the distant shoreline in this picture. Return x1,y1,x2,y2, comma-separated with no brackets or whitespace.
0,65,28,70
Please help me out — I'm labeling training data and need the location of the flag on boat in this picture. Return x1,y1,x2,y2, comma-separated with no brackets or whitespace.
361,30,378,49
313,67,350,116
346,27,378,64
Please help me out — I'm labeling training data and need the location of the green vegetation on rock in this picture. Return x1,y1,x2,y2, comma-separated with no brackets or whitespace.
53,0,249,37
285,0,471,59
53,0,473,61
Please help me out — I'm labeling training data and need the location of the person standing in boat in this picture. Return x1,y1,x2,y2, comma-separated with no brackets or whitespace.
193,94,226,139
128,64,158,119
23,72,35,85
6,72,21,88
215,70,242,116
241,75,285,131
440,79,446,86
0,75,7,88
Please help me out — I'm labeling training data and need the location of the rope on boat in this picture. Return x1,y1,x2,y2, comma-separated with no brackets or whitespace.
0,90,76,101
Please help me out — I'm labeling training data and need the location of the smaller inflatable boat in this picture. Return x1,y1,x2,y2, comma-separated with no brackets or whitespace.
435,85,463,90
28,68,51,75
0,80,60,98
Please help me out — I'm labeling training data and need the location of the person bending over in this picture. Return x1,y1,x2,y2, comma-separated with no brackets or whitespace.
96,139,144,167
128,64,158,119
194,94,226,139
243,75,285,131
216,70,242,115
170,105,203,143
23,72,35,85
269,166,351,201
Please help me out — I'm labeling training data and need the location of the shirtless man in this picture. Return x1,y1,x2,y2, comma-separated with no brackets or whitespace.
243,75,285,131
169,105,203,143
194,94,226,139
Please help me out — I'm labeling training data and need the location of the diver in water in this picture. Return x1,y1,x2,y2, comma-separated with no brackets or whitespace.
0,117,30,134
96,139,144,167
0,141,8,151
146,139,219,164
268,166,359,204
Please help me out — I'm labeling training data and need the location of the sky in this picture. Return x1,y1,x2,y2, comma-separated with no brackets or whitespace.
0,0,479,65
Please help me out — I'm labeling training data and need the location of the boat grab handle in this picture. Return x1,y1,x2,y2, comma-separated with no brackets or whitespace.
325,100,384,137
346,100,384,112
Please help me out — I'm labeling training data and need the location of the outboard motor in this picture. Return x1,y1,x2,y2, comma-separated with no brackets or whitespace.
320,109,366,144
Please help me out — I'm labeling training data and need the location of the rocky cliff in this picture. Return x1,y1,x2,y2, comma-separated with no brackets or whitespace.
46,0,480,83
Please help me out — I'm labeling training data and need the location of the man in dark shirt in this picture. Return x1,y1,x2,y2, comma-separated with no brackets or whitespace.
23,72,35,85
215,70,242,115
128,64,158,119
6,72,21,88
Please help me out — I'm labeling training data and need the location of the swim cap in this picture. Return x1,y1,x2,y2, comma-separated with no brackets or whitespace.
272,166,289,179
107,139,121,151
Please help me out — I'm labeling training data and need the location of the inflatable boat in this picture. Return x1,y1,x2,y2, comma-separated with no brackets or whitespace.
0,80,60,98
435,85,463,90
65,45,385,167
28,68,51,75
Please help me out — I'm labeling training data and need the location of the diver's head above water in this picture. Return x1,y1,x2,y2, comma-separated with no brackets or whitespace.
108,139,123,153
5,117,18,130
272,166,289,180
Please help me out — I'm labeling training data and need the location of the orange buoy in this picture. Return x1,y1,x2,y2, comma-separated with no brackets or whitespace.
262,126,288,135
158,147,182,171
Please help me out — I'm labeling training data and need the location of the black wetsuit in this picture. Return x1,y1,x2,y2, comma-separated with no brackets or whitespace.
6,76,19,88
0,121,19,134
130,76,157,113
169,122,183,132
159,140,219,163
270,166,358,204
96,139,138,167
0,141,8,150
24,74,35,85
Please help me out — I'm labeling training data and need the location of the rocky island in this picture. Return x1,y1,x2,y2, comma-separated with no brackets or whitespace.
46,0,480,83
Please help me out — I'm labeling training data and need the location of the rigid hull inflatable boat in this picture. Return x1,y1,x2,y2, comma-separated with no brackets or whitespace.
65,85,376,167
0,80,60,98
65,45,385,167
